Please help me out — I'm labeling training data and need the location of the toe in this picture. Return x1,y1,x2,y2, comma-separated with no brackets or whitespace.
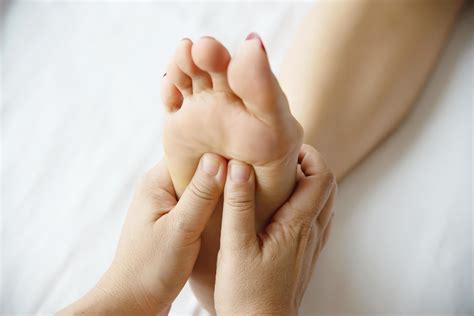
175,38,212,93
166,61,193,96
228,33,288,124
161,74,183,112
192,37,232,92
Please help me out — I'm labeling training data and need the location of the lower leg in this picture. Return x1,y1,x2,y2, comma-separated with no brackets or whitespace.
279,0,463,180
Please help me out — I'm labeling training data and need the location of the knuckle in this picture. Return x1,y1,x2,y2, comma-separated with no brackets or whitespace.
301,143,318,156
309,169,336,191
188,177,217,202
275,220,306,246
173,214,198,236
300,145,320,165
285,197,318,226
225,191,253,211
291,214,313,235
320,169,336,188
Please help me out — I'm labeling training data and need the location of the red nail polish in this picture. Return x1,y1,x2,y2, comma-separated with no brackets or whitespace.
245,32,266,53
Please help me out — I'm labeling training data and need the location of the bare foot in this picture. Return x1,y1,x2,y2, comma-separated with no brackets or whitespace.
160,34,303,312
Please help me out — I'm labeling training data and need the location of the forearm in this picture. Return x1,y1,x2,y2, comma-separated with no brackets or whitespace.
57,266,168,316
57,286,140,316
280,0,463,179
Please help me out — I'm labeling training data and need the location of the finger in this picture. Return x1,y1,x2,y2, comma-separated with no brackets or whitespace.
306,229,325,292
321,215,334,249
308,214,334,284
298,144,332,181
273,144,336,227
310,213,335,280
317,186,336,231
297,220,320,299
297,189,336,297
221,160,258,251
169,153,227,236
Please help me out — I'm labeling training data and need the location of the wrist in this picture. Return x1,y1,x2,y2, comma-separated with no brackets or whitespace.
97,263,171,315
58,264,170,316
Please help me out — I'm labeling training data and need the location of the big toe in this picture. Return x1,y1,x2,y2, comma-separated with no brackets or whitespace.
192,37,232,92
228,33,289,124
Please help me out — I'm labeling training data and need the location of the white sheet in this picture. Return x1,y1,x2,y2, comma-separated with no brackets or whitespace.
1,2,472,315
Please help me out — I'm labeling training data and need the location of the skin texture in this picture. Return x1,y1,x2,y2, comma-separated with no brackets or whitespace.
215,145,336,315
57,145,336,315
279,0,464,180
57,153,227,315
161,36,303,312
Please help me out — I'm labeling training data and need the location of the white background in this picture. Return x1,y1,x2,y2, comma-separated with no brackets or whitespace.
1,2,472,315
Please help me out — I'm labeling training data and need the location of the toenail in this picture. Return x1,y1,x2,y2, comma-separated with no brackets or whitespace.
201,154,220,176
200,35,215,40
245,32,266,53
230,161,251,183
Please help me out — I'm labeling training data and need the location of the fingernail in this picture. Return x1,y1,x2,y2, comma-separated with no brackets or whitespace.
230,162,250,183
201,154,220,176
245,32,266,53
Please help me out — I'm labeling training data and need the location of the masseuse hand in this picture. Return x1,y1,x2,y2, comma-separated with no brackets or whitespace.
58,153,227,315
215,144,336,315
